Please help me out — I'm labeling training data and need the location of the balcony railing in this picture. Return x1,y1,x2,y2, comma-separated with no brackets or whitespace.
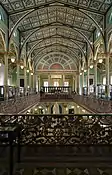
0,114,112,145
40,86,72,93
0,93,40,114
0,86,36,101
72,93,112,113
40,86,72,100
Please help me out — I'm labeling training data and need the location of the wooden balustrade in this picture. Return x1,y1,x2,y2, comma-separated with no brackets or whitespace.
0,93,40,114
72,93,112,113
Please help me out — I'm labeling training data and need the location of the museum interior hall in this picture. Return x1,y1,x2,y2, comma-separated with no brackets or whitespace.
0,0,112,175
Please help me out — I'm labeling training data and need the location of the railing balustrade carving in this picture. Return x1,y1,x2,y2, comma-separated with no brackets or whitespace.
72,94,112,113
0,114,112,145
0,94,40,114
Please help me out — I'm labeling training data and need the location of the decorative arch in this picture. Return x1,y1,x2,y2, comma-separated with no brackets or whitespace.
26,36,87,61
20,23,93,57
0,30,6,50
108,33,112,53
0,29,6,64
8,4,104,49
36,52,78,71
33,45,80,68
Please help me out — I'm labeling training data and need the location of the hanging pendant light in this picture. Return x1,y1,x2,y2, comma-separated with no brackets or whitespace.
99,59,103,63
90,65,93,69
20,65,24,69
11,56,15,63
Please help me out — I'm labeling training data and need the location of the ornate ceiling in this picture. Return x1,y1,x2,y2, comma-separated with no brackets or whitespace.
0,0,112,71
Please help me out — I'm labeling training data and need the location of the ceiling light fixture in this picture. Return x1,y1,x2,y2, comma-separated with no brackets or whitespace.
90,65,93,69
99,59,103,63
11,56,15,63
20,65,24,69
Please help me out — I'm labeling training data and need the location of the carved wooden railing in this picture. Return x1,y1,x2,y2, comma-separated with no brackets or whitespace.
40,86,72,101
0,114,112,145
72,93,112,113
0,93,40,114
0,114,112,175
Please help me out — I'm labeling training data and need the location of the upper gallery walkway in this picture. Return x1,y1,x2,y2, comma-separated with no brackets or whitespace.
0,86,112,114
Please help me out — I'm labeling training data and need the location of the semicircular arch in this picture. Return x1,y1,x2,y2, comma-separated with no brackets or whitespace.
35,51,78,71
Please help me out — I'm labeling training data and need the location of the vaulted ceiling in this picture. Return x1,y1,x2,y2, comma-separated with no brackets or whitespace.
1,0,112,71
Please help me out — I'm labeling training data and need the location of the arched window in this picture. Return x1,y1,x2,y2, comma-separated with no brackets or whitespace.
108,12,112,24
0,11,4,21
96,30,100,38
13,31,17,37
103,76,106,85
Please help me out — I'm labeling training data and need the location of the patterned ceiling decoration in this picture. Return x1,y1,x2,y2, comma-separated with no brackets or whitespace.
37,52,77,71
34,46,81,68
0,0,112,70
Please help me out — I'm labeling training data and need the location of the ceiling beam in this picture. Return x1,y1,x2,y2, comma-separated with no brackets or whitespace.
8,3,104,47
7,0,104,16
19,22,93,57
27,34,86,45
21,22,92,33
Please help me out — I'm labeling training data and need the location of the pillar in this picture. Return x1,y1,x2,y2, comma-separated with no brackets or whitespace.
38,76,40,91
16,63,20,87
16,63,20,96
72,76,74,91
24,68,27,95
75,76,77,92
48,74,51,86
87,68,90,95
63,74,65,86
29,72,31,88
4,54,8,100
82,71,84,95
33,73,36,91
79,73,82,95
94,61,97,96
105,54,110,98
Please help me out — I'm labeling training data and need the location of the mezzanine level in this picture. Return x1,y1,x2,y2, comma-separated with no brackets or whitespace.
0,86,112,114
